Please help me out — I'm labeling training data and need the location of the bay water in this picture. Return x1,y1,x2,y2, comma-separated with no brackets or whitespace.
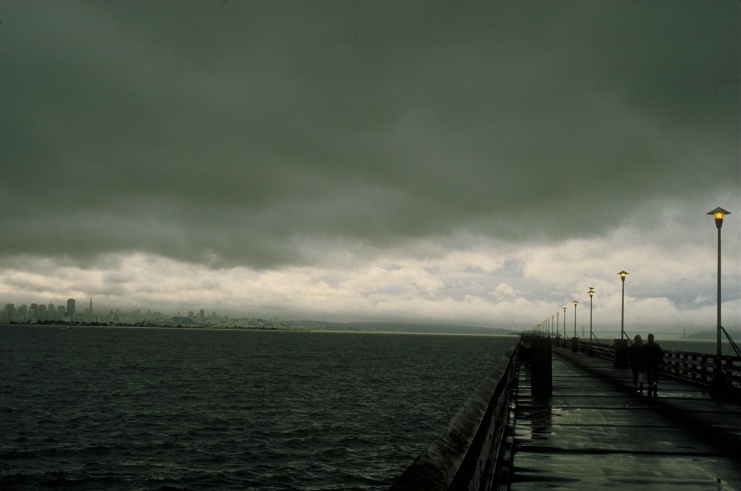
0,325,517,490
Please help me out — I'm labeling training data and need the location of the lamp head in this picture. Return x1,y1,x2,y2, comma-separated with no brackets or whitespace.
563,307,567,313
588,287,595,298
573,300,578,307
707,207,731,229
618,270,628,281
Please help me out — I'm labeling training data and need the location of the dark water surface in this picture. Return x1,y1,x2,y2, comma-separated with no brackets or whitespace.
0,326,516,490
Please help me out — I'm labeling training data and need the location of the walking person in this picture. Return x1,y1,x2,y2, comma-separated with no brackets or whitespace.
643,333,664,396
628,334,645,393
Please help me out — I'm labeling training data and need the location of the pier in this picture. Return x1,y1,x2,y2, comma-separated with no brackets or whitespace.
513,343,741,489
389,335,741,490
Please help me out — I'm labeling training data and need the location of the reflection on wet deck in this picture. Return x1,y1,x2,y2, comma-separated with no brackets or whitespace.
511,347,741,489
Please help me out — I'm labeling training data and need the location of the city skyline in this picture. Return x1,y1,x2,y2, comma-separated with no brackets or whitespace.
3,297,95,323
0,2,739,335
0,291,731,340
1,296,274,328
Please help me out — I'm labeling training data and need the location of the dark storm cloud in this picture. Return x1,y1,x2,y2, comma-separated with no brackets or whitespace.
1,0,738,268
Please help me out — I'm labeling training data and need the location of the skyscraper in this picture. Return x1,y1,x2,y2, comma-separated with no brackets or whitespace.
3,303,14,322
66,298,75,319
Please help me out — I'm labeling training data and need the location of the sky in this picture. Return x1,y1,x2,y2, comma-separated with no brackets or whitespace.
1,1,739,336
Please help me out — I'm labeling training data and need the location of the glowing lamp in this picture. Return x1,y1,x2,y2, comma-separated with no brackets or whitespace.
707,207,730,229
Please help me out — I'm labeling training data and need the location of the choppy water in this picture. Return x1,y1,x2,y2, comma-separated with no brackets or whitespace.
0,325,516,490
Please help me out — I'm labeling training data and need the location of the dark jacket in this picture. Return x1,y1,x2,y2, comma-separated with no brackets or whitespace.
628,343,644,370
643,340,664,370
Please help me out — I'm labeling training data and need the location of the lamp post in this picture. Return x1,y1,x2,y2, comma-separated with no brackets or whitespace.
618,271,628,340
556,312,559,339
573,301,578,336
588,288,595,355
708,207,730,392
563,307,567,338
551,315,555,339
614,272,630,368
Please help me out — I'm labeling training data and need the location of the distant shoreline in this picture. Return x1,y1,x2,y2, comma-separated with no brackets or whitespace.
0,321,519,336
1,322,729,340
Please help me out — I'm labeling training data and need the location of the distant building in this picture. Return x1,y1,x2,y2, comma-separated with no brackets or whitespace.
3,303,14,322
18,305,28,322
66,298,75,319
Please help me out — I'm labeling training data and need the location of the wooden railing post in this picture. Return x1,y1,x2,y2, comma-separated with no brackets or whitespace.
613,339,629,368
530,336,552,398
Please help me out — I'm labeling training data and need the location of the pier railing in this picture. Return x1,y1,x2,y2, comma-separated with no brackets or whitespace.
389,342,520,491
662,350,741,389
555,336,741,391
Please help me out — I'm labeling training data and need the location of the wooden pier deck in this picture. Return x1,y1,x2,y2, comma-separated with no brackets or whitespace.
511,345,741,490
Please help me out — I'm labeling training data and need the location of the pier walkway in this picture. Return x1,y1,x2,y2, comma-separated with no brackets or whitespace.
511,345,741,489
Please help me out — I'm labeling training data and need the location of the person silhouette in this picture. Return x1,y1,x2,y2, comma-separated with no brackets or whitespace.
628,334,645,393
643,333,664,396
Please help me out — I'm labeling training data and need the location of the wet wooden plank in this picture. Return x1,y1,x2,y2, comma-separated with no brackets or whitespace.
510,346,741,489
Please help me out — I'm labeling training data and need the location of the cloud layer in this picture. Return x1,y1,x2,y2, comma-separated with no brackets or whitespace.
0,1,739,333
